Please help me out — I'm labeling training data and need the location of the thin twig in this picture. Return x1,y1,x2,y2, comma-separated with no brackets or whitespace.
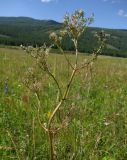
76,42,104,71
47,68,63,99
59,47,74,70
39,62,63,100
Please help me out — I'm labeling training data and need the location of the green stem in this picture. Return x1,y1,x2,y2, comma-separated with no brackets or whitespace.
48,131,55,160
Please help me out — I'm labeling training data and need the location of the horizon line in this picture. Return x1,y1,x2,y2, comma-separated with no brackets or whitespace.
0,16,127,30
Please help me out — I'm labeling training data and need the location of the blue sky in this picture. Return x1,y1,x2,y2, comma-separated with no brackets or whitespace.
0,0,127,29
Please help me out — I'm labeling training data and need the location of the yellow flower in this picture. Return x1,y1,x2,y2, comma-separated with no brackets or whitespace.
47,111,52,118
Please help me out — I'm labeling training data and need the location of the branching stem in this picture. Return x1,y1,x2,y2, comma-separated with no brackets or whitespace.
47,68,63,99
59,47,74,70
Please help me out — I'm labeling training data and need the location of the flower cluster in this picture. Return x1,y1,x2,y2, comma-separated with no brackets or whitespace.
49,31,66,48
64,10,94,41
23,67,42,93
94,30,107,44
21,44,51,71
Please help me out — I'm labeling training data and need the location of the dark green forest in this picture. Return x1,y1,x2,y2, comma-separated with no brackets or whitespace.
0,17,127,57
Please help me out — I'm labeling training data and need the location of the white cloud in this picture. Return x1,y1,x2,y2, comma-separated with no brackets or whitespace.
118,9,127,17
102,0,121,3
41,0,53,3
118,9,124,16
111,0,121,3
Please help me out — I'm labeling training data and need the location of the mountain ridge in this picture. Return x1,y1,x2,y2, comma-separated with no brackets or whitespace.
0,16,126,30
0,17,127,57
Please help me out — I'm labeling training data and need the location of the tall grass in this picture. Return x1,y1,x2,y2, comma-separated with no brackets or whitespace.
1,47,127,159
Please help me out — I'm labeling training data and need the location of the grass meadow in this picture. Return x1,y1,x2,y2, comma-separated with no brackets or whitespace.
0,47,127,160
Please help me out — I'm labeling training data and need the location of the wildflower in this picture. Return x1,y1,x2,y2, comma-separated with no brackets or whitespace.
18,84,21,88
44,123,47,128
47,111,52,118
104,121,112,126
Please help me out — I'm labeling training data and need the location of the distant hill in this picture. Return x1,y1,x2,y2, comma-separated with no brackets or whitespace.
0,17,127,57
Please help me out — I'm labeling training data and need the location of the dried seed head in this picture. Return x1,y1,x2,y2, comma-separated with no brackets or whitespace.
30,81,42,93
60,30,66,37
49,32,62,47
63,9,94,41
27,67,34,75
94,30,106,43
49,32,58,41
78,9,84,17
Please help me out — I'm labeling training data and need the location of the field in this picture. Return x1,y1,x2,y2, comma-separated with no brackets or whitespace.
0,47,127,160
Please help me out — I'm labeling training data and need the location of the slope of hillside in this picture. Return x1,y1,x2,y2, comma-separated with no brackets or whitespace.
0,17,127,57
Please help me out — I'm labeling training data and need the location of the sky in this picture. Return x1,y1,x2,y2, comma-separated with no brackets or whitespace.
0,0,127,29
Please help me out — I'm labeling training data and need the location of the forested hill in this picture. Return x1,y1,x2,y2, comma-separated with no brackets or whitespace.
0,17,127,57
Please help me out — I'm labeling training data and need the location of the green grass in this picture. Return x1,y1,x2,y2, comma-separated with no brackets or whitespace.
1,48,127,160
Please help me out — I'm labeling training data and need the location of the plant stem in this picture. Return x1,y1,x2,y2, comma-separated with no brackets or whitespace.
73,39,78,65
48,67,77,128
48,131,55,160
47,69,62,99
59,47,74,70
47,67,77,160
63,68,77,99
